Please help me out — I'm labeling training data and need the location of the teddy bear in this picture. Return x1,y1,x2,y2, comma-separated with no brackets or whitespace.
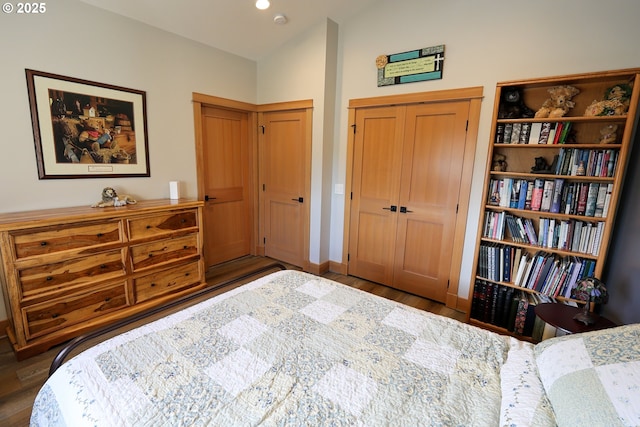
498,86,535,119
598,124,618,144
584,83,633,116
534,85,580,118
492,153,507,171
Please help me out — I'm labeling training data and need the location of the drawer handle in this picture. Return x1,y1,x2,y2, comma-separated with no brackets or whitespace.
181,219,187,223
100,264,107,269
150,283,156,287
185,272,190,277
51,313,58,318
40,241,47,246
96,233,104,237
148,253,153,258
183,245,188,249
105,298,111,302
46,276,53,281
146,225,152,229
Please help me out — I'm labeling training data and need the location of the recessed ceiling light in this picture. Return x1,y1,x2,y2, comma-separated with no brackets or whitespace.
255,0,270,10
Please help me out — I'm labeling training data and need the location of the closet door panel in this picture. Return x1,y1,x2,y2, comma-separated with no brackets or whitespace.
394,102,470,301
348,106,405,285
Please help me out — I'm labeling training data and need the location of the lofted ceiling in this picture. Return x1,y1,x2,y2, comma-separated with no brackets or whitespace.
79,0,380,61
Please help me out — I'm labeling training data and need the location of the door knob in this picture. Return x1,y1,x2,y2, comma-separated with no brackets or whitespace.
291,197,304,203
400,206,413,213
383,205,398,212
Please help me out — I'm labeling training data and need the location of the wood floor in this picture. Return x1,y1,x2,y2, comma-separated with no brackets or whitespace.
0,256,466,426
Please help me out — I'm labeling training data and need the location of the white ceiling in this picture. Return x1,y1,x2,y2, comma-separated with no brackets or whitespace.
79,0,380,61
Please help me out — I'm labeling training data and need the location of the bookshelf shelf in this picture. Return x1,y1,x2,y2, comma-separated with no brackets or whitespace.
468,68,640,342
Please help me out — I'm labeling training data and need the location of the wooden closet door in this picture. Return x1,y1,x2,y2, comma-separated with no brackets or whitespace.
393,102,470,301
348,106,405,285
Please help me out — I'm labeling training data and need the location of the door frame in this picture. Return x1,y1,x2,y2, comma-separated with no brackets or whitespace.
342,87,483,311
192,93,312,268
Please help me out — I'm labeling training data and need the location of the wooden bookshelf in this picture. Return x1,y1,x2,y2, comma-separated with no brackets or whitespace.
467,68,640,341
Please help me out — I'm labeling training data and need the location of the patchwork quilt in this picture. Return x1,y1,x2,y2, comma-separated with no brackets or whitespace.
31,270,556,426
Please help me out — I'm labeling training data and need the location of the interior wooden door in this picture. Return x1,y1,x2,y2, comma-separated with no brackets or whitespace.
392,102,470,301
201,107,251,267
260,109,308,267
348,106,405,285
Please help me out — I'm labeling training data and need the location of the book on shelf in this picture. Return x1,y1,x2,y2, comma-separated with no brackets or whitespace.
575,182,589,215
558,122,572,144
509,123,522,144
538,122,554,144
495,123,505,144
528,122,543,144
540,180,555,212
584,183,600,217
517,179,529,209
503,123,513,144
509,179,520,208
530,178,545,211
519,122,532,144
506,290,522,333
549,178,565,213
602,183,613,217
551,122,564,144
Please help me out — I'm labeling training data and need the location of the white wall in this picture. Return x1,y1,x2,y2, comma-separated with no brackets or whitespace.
0,0,257,320
333,0,640,301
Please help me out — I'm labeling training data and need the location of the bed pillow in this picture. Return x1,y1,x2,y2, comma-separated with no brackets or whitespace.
533,324,640,427
499,337,556,427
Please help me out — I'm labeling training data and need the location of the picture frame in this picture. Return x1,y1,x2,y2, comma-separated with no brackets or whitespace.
25,69,150,179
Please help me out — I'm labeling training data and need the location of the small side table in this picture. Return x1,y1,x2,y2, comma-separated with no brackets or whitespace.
534,303,617,335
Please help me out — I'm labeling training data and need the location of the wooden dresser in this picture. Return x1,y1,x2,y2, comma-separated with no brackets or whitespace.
0,199,206,360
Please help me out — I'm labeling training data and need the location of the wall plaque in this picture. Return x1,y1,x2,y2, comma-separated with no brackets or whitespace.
376,45,445,87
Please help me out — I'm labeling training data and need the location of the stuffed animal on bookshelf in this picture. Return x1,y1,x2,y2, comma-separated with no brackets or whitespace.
530,156,551,174
584,83,633,116
598,124,618,144
498,86,535,119
492,153,507,171
534,85,580,118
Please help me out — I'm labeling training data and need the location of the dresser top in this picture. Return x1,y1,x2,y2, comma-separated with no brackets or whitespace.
0,199,203,231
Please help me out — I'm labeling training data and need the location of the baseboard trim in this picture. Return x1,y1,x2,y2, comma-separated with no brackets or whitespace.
307,260,330,276
0,319,9,339
329,260,347,275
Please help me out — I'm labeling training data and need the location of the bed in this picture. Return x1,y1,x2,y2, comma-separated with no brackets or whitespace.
30,269,640,426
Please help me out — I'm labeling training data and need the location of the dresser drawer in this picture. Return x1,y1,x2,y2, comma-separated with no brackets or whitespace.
134,261,202,303
18,250,125,302
23,281,129,340
130,234,199,271
12,221,123,259
127,210,198,241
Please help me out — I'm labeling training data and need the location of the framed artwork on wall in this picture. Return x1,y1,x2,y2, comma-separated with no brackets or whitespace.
25,69,150,179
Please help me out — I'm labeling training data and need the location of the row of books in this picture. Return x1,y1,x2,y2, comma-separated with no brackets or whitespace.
488,178,613,218
554,148,619,177
470,281,562,340
477,243,596,298
483,211,604,255
495,122,573,145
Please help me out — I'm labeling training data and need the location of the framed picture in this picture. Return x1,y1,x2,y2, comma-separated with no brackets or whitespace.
26,69,150,179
